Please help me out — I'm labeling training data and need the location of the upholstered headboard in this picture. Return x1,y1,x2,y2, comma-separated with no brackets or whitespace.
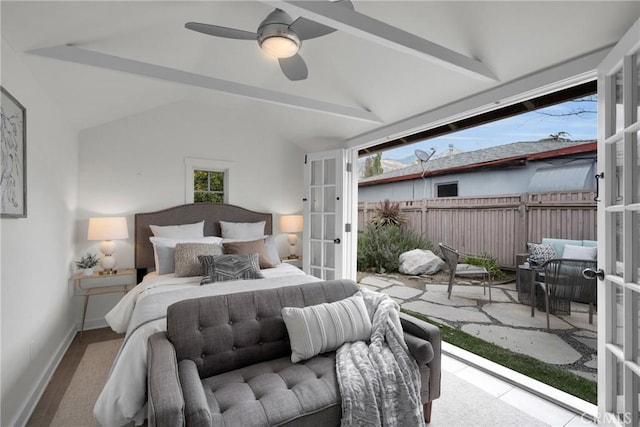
134,203,273,280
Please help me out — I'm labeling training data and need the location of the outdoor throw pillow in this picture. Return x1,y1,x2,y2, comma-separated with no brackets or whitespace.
281,292,372,363
562,244,597,260
527,243,557,266
198,253,263,284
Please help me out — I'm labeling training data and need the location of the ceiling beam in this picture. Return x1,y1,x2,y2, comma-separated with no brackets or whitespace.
27,44,383,123
260,0,498,81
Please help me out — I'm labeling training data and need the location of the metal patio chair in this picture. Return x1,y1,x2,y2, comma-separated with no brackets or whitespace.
537,258,597,329
439,242,492,302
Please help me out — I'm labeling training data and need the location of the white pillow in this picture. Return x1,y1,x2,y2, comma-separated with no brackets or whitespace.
219,220,266,240
562,244,597,260
150,236,223,275
264,235,281,265
149,221,204,238
281,293,372,363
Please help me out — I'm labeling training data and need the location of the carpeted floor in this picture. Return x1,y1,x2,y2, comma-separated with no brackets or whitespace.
49,339,122,427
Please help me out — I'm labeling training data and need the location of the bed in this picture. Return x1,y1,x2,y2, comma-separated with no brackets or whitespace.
93,203,320,426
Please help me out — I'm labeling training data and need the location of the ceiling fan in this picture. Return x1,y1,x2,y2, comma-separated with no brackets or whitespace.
185,0,354,81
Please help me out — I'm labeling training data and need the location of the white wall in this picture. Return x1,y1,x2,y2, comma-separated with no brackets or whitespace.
76,101,306,324
1,39,79,426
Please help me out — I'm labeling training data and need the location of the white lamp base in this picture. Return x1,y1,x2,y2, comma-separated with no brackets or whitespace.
287,233,298,259
99,240,118,274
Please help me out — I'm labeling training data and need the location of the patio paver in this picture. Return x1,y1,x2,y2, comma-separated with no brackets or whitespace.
483,303,573,330
402,300,493,323
381,285,423,300
358,271,598,381
461,324,582,365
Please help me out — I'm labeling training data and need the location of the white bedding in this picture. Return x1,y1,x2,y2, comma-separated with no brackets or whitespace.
94,263,320,426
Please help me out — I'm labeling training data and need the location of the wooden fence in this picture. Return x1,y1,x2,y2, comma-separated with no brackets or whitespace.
357,191,597,269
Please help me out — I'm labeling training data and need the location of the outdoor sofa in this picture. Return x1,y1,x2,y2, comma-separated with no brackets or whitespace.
147,279,441,427
517,237,598,326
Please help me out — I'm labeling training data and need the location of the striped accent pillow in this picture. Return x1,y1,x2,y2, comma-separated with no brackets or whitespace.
198,253,263,284
281,293,372,363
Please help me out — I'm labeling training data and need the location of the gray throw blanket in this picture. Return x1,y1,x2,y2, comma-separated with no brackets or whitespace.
336,288,425,427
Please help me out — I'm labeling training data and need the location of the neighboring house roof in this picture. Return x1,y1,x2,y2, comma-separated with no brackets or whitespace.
359,140,596,187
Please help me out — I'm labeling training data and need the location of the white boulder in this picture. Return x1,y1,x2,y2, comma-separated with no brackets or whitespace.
399,249,445,276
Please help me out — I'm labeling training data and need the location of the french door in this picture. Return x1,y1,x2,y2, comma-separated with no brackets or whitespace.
597,18,640,426
303,149,356,280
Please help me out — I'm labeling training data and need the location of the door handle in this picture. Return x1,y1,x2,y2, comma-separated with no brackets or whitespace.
583,268,605,281
594,172,604,202
333,238,341,244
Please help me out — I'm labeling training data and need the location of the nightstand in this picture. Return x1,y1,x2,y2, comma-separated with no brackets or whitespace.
74,268,136,335
281,257,302,269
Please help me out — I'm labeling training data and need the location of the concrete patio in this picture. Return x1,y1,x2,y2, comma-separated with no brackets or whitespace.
358,274,598,382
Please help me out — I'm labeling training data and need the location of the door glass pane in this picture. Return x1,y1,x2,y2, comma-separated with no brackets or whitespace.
636,291,640,364
324,186,336,212
324,214,335,240
615,211,624,275
634,211,640,283
310,214,321,239
615,284,624,346
310,241,321,266
324,159,336,185
311,267,322,278
311,160,322,185
635,54,639,123
310,187,322,212
636,131,639,203
615,68,624,133
324,242,335,268
614,359,624,422
614,139,624,205
325,270,335,280
634,373,640,426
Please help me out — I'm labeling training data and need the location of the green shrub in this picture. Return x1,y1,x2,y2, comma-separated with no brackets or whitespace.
462,252,505,279
358,225,434,273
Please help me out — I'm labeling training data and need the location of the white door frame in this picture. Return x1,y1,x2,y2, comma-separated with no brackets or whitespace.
596,18,640,427
304,149,357,280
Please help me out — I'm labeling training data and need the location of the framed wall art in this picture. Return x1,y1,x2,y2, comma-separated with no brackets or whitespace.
1,86,27,218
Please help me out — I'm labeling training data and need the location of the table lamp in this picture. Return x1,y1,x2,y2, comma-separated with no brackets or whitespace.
280,215,303,259
88,216,129,274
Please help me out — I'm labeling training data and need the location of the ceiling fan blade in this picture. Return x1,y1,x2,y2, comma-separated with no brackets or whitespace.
279,54,308,81
289,0,354,40
289,17,336,40
185,22,257,40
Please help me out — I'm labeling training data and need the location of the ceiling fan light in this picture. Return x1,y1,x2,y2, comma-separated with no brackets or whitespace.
260,35,299,58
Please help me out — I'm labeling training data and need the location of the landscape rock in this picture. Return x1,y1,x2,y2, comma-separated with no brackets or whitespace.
399,249,445,275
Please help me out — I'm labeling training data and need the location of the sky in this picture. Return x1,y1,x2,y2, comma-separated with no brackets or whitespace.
384,97,597,162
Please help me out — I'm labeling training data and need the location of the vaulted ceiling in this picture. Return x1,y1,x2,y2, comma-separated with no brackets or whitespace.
2,1,638,152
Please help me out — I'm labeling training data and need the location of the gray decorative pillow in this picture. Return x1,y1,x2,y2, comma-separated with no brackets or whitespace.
174,243,223,277
527,243,557,265
281,292,372,363
198,253,263,284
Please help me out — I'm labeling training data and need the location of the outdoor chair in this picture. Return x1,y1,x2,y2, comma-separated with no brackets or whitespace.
439,243,492,302
537,258,598,329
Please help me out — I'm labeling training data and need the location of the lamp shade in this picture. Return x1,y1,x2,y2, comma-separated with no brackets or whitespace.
280,215,303,233
87,217,129,241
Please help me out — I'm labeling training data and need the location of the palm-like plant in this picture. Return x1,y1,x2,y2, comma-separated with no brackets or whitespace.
370,199,406,228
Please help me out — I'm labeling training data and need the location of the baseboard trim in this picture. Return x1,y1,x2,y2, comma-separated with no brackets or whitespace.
12,324,77,427
80,317,109,331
